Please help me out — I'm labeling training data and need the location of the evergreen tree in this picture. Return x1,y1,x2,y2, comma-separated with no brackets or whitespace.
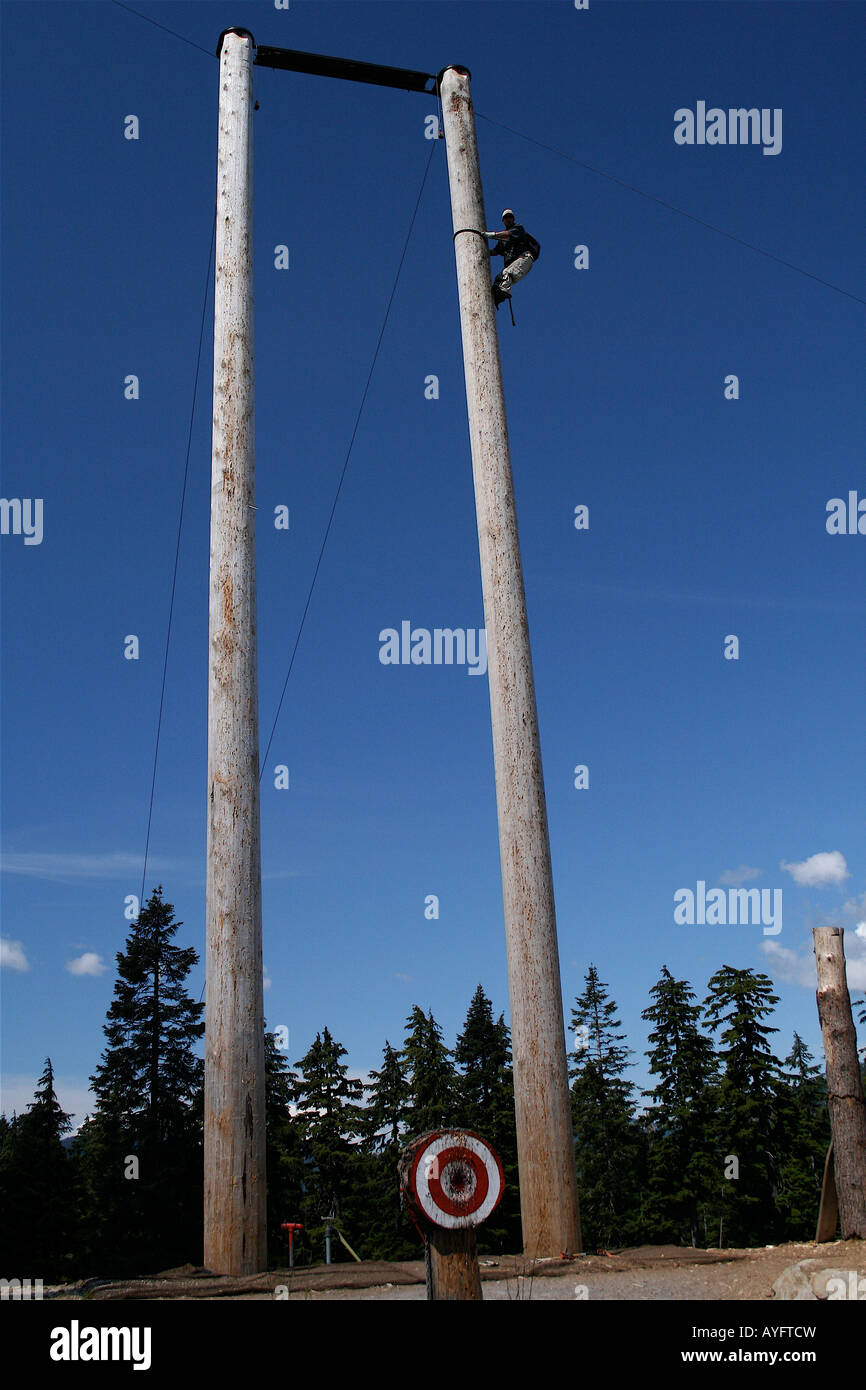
290,1028,364,1261
364,1041,409,1152
264,1026,306,1266
0,1060,77,1280
78,887,204,1274
572,964,633,1081
455,986,510,1124
774,1033,831,1239
401,1006,458,1137
702,965,783,1247
454,985,520,1253
641,967,718,1246
359,1041,416,1260
570,966,644,1250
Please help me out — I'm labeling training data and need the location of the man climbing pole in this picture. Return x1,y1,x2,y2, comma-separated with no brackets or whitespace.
487,209,540,311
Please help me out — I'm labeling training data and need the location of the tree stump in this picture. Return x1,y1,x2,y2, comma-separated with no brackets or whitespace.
813,927,866,1238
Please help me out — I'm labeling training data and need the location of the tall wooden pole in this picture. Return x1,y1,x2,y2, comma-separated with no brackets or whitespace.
813,927,866,1238
203,26,266,1276
439,65,581,1258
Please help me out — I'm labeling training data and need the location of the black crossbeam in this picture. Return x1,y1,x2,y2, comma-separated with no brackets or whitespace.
254,45,438,95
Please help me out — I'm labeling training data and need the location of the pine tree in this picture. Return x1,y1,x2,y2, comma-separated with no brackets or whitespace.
264,1026,306,1266
401,1006,458,1137
454,985,520,1253
455,986,509,1122
360,1041,416,1260
290,1028,364,1261
702,965,783,1247
569,966,643,1250
364,1041,410,1152
641,967,718,1246
78,887,204,1274
0,1060,76,1280
774,1032,831,1239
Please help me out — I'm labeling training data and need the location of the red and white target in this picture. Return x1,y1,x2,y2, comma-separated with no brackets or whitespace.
409,1130,504,1229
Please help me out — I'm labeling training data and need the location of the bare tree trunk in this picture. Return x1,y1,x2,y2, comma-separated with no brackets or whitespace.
813,927,866,1238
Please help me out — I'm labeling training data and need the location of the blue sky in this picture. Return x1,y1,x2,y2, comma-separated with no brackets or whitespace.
2,0,864,1127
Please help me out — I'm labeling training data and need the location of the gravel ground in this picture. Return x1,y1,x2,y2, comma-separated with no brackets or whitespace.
264,1241,866,1301
44,1240,866,1302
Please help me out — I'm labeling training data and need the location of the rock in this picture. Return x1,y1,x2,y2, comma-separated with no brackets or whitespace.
773,1258,858,1300
771,1261,817,1300
810,1267,852,1299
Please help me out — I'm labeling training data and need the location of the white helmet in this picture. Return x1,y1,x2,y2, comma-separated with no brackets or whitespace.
502,208,515,219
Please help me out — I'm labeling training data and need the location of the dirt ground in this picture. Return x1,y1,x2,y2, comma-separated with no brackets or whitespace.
45,1239,866,1301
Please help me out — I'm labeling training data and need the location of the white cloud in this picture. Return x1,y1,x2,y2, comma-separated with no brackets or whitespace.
718,865,762,886
263,965,272,992
843,932,866,992
66,952,106,977
392,971,413,982
848,958,866,991
780,851,849,887
0,938,29,972
763,927,866,994
761,940,817,988
0,849,189,883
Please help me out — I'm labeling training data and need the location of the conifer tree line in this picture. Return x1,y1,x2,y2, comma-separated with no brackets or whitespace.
1,887,862,1279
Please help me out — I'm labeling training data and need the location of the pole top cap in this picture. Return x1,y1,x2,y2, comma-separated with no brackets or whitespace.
437,64,471,88
216,27,256,58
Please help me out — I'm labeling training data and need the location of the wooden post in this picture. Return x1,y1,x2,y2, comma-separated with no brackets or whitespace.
203,26,267,1276
813,927,866,1238
399,1130,504,1300
439,63,581,1261
427,1227,482,1301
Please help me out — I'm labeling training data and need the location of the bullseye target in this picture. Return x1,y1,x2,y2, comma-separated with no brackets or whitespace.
409,1130,504,1229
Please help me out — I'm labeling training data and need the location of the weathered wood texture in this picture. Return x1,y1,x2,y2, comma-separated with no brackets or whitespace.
439,65,580,1259
428,1227,483,1301
815,1143,839,1243
813,928,866,1238
204,27,266,1276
